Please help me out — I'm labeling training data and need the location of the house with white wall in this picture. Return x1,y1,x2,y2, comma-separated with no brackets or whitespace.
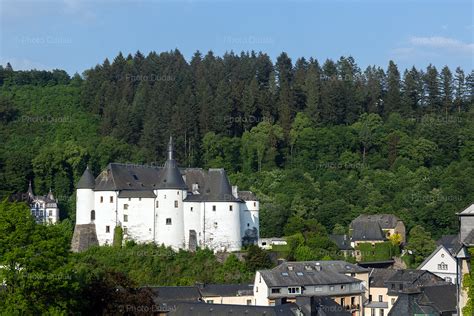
417,245,457,284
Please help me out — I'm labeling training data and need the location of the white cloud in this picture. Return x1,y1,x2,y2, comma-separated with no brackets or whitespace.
408,36,473,55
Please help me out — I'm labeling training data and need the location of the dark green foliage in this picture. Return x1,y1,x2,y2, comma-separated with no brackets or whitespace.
113,226,123,248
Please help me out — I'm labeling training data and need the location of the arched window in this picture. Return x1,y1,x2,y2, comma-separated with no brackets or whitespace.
91,210,96,221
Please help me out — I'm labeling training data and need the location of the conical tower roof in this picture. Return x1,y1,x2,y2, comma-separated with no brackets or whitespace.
77,166,95,189
157,137,187,190
27,181,34,197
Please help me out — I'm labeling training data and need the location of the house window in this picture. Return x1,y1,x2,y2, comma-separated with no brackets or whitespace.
174,200,178,208
106,225,110,233
156,201,159,208
166,218,172,225
378,295,383,302
246,299,252,305
110,196,113,203
380,309,384,316
288,287,301,294
212,205,216,211
206,300,213,304
445,277,452,283
124,204,128,210
371,309,376,316
48,210,52,216
124,215,128,222
369,295,372,302
340,285,346,290
314,286,322,292
90,210,95,221
438,262,448,270
399,284,403,291
330,286,334,291
100,196,103,203
271,288,280,294
229,205,233,211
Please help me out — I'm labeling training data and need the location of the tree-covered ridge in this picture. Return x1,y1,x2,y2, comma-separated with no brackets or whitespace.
0,50,473,238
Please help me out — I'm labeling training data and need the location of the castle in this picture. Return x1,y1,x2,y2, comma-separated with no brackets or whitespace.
71,137,259,252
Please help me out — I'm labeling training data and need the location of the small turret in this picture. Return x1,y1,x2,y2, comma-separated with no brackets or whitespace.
27,181,34,199
77,166,95,189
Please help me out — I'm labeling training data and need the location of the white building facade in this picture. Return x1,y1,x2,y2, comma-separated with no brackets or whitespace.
27,182,60,224
417,245,457,284
73,138,259,252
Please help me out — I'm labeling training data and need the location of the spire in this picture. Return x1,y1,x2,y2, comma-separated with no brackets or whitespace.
27,180,34,197
77,165,95,189
168,136,173,161
47,188,55,200
157,136,187,190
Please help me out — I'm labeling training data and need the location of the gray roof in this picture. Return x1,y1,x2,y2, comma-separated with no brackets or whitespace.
117,190,156,198
419,284,456,313
351,214,402,229
184,169,239,202
77,166,95,189
168,302,299,316
149,286,202,303
436,234,460,254
156,137,188,190
385,270,445,289
259,261,368,288
462,229,474,246
350,221,385,241
296,296,351,316
369,268,397,288
88,163,251,203
198,283,253,297
329,235,353,250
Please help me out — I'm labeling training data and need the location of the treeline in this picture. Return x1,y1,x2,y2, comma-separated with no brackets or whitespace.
0,51,473,238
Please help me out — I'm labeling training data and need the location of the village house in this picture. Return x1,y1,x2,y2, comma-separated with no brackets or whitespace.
417,245,457,284
253,261,369,315
349,214,406,248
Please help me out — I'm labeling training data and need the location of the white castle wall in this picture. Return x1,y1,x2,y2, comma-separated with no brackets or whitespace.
76,188,95,225
154,189,186,250
202,201,241,252
183,201,202,248
94,191,118,245
117,197,155,244
240,200,260,240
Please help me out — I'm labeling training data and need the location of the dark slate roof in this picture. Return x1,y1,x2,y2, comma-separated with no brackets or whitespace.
369,268,397,288
259,261,368,288
329,235,353,250
77,166,95,189
149,286,202,303
198,283,253,297
350,221,385,241
296,296,351,316
184,169,239,202
156,137,188,190
168,302,299,316
436,234,461,254
351,214,402,229
117,190,156,198
238,191,259,201
385,270,446,290
419,284,456,313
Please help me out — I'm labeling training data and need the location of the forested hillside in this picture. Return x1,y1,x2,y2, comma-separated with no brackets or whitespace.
0,50,473,239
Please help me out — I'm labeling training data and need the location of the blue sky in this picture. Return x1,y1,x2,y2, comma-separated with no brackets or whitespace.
1,0,473,75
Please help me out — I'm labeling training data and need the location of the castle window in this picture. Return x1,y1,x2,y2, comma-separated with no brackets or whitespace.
177,191,179,195
166,218,172,225
91,210,95,221
212,205,216,211
139,198,142,201
106,225,110,233
254,202,256,207
174,200,178,208
156,201,159,208
229,205,233,211
190,207,193,212
123,227,128,234
110,196,113,203
124,214,128,222
124,204,129,210
247,223,250,227
214,222,218,228
100,196,103,203
128,198,131,201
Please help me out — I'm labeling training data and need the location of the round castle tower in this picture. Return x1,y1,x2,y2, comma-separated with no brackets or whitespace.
154,137,187,250
76,166,96,225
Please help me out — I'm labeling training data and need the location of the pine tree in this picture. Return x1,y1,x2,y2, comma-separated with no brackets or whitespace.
275,53,294,137
384,60,401,116
440,66,453,116
424,64,441,113
304,59,322,124
454,67,466,113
